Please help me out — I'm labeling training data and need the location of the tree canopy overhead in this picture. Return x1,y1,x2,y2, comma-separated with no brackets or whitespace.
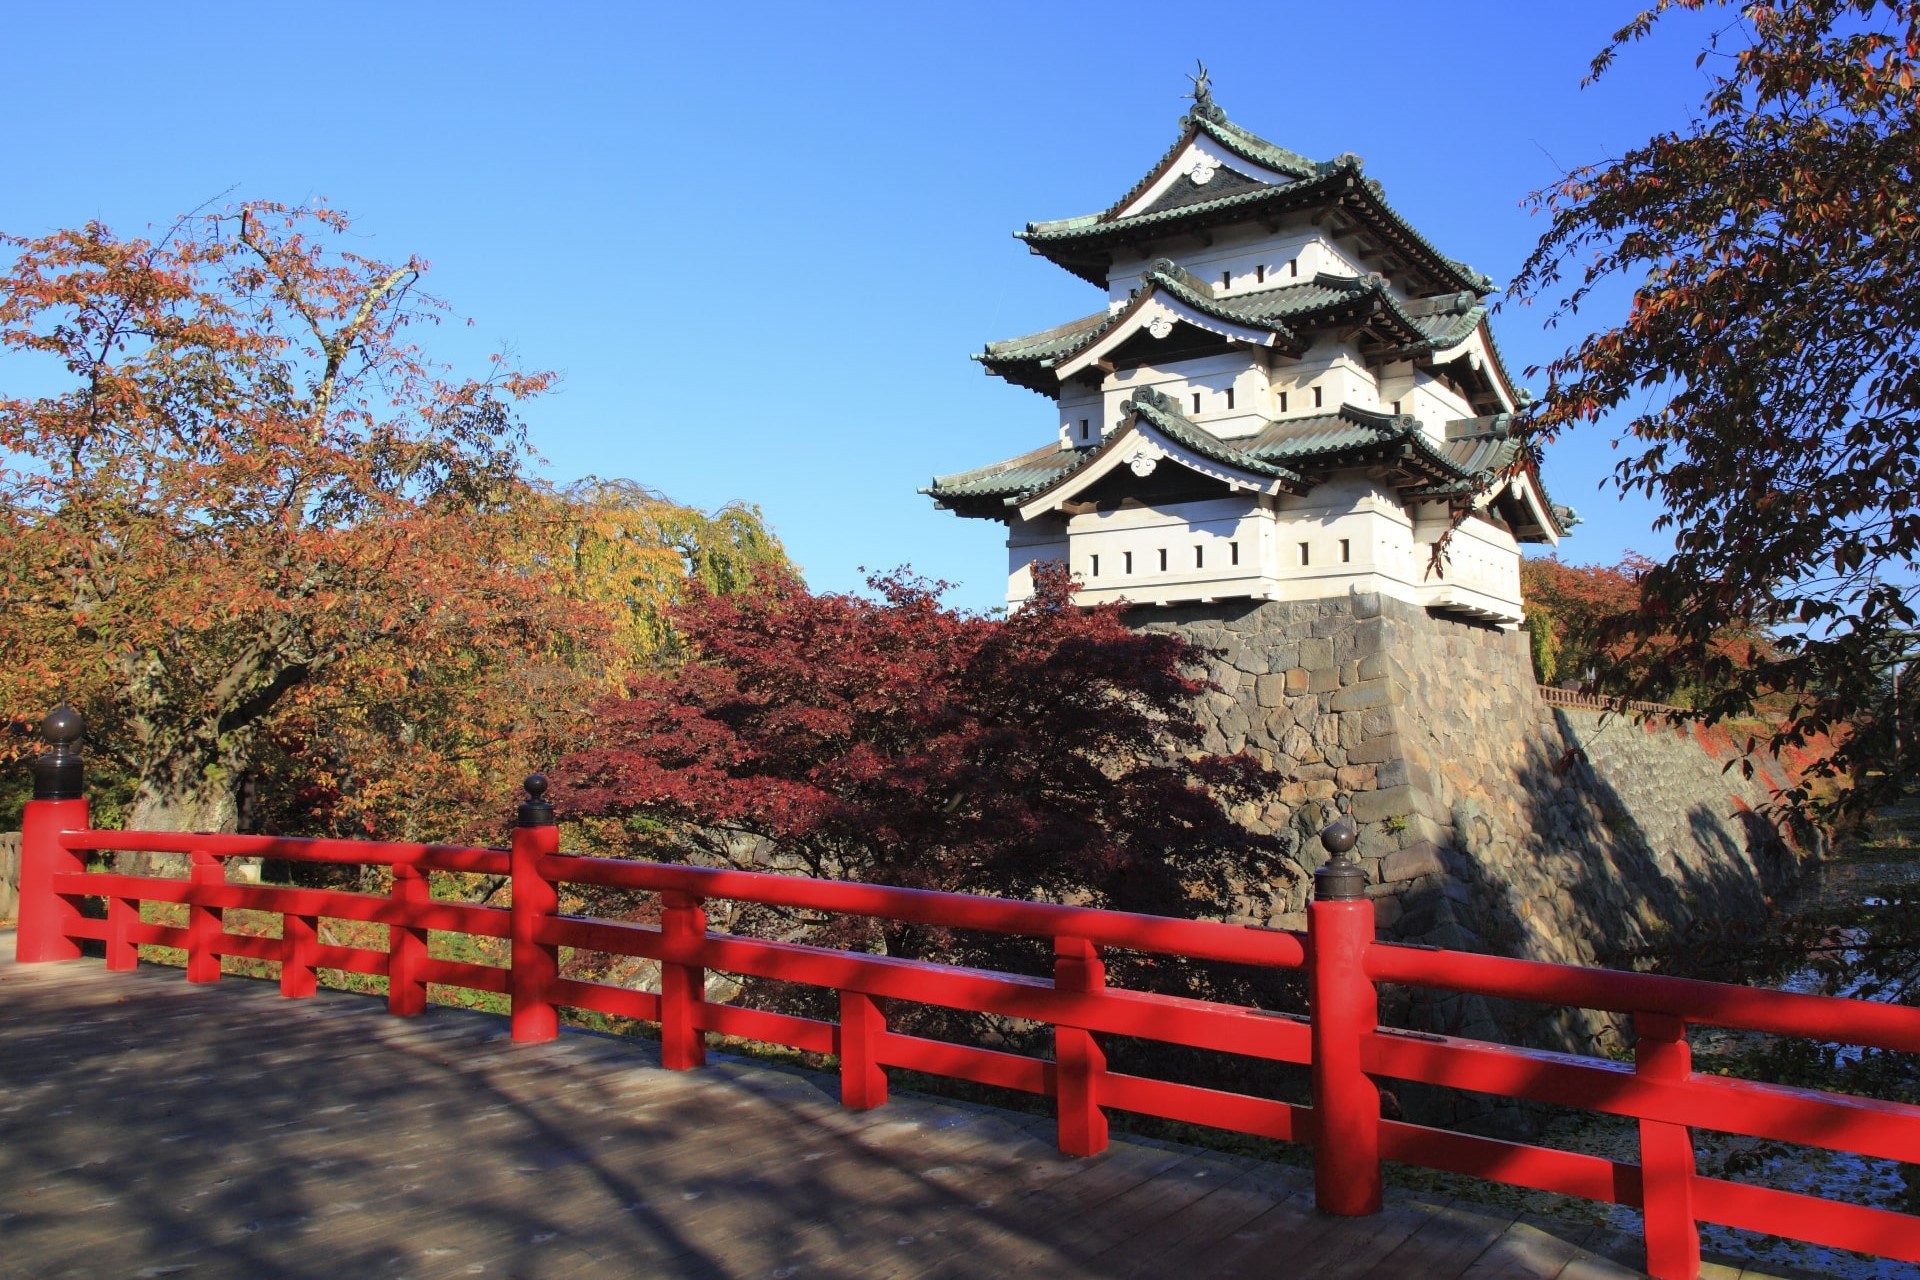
1512,0,1920,808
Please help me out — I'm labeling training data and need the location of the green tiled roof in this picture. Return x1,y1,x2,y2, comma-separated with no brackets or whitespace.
976,268,1456,394
978,311,1111,365
923,391,1518,518
1019,110,1492,297
921,441,1082,503
1195,112,1319,183
1068,109,1319,242
1411,414,1576,539
1125,387,1310,487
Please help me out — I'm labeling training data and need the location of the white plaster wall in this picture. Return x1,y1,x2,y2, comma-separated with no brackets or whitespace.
1098,351,1269,437
1107,224,1328,305
1408,504,1523,623
1056,386,1104,447
1061,497,1276,606
1408,371,1475,429
1006,516,1070,606
1004,482,1527,624
1268,340,1378,417
1293,237,1367,282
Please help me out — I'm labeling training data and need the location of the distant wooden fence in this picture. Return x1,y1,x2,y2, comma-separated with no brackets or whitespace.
1536,685,1686,717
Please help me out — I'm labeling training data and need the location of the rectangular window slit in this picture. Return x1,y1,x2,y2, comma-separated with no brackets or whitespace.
1124,551,1133,574
1158,548,1168,572
1222,270,1232,289
1090,554,1099,577
1391,401,1400,414
1289,259,1299,278
1256,264,1266,284
1230,541,1240,565
1313,386,1324,409
1340,539,1351,563
1080,418,1090,442
1299,542,1311,566
1192,392,1202,414
1279,390,1289,413
1195,546,1204,568
1224,387,1235,410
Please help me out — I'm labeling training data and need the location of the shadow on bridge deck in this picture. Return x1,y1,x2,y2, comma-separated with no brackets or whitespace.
0,942,1674,1280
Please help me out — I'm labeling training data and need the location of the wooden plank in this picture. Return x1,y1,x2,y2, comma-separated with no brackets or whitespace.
1362,1198,1522,1278
1086,1159,1317,1279
1460,1219,1588,1279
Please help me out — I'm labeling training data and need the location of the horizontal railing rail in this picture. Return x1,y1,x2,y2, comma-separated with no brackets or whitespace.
13,716,1920,1280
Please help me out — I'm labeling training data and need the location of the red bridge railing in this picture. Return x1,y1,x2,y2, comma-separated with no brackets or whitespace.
13,710,1920,1279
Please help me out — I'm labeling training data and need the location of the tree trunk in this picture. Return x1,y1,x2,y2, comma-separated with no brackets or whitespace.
119,754,244,878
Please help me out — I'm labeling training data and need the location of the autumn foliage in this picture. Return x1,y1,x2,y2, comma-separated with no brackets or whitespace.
554,563,1297,956
0,204,785,842
1521,553,1778,709
1513,1,1920,808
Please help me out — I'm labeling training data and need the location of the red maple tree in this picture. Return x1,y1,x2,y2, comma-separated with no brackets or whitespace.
554,563,1297,958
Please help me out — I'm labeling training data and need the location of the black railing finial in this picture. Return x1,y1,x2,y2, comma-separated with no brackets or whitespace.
1313,819,1365,901
32,705,84,801
517,773,555,828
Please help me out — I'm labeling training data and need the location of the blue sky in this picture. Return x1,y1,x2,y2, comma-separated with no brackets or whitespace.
2,2,1732,612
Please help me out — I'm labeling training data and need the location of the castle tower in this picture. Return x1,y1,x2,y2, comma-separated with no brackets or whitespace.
924,83,1807,1067
925,81,1575,620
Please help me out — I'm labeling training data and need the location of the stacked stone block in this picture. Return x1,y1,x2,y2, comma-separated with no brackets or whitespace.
1133,591,1817,1062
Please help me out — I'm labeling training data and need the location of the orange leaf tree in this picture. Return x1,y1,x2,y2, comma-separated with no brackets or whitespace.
245,480,788,845
0,204,602,837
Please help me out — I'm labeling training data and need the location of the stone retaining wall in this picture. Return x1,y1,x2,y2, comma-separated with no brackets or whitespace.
1132,592,1817,1063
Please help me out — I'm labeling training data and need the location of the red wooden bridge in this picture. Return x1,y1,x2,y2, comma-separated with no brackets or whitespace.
9,711,1920,1278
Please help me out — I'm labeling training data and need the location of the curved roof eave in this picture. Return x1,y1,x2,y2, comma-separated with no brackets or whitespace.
1426,317,1525,413
1019,160,1490,297
1013,404,1308,521
1050,283,1284,381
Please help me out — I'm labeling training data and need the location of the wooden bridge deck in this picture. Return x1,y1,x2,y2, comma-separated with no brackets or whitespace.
0,945,1729,1280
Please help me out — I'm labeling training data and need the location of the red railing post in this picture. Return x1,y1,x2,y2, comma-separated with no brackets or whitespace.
281,912,318,998
510,775,560,1043
106,895,137,971
1309,821,1382,1216
1635,1012,1701,1279
388,862,429,1016
660,891,709,1070
839,990,888,1109
1054,935,1109,1156
16,707,89,964
186,849,224,984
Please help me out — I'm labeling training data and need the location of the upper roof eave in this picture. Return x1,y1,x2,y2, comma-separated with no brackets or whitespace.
1019,153,1492,297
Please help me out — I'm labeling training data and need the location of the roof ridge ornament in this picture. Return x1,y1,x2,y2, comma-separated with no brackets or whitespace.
1184,60,1227,125
1146,257,1217,297
1126,384,1178,415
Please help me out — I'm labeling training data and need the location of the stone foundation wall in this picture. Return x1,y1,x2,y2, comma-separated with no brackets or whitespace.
1132,592,1816,1061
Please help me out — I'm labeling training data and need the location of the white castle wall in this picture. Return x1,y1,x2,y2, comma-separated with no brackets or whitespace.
1006,480,1523,625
